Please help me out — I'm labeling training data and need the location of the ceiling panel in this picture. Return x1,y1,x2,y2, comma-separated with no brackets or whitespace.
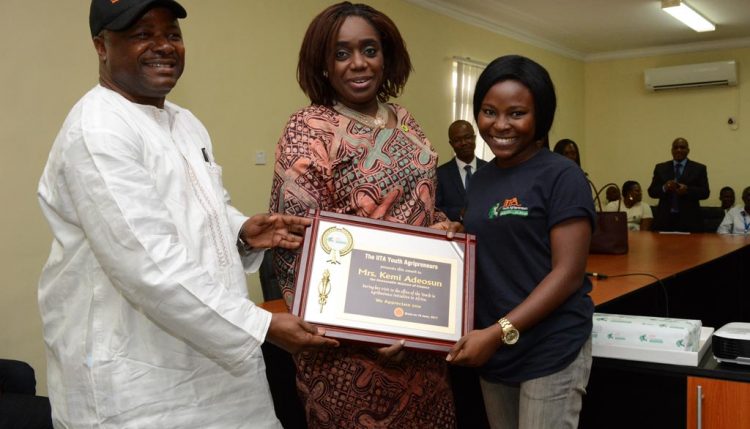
406,0,750,60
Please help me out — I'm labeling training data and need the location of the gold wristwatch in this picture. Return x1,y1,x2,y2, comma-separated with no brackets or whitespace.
497,317,519,345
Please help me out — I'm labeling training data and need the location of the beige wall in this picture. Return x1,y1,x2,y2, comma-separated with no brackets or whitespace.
584,49,750,203
1,0,94,396
0,0,583,395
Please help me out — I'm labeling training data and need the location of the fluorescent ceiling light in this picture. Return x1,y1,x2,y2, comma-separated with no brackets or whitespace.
661,0,715,32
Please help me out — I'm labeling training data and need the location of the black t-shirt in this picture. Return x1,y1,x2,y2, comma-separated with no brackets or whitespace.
464,148,595,383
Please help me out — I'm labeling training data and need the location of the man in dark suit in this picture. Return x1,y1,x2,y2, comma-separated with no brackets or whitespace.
436,120,487,221
648,137,710,232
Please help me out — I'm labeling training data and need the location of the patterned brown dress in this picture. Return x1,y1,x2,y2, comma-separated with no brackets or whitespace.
269,104,456,428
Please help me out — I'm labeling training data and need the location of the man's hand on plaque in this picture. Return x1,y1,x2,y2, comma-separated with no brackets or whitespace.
266,312,339,354
240,213,311,250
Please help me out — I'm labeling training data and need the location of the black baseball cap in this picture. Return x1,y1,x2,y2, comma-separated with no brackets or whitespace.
90,0,187,36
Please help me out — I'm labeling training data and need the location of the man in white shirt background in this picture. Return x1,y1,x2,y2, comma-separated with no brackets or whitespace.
719,186,736,214
717,186,750,235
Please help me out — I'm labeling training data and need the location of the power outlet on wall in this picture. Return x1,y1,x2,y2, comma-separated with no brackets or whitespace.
727,117,739,130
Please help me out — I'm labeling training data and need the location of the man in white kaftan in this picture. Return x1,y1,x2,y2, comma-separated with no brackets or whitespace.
37,1,337,427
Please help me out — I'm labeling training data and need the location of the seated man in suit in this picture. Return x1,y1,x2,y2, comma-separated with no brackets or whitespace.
647,137,710,232
436,120,487,221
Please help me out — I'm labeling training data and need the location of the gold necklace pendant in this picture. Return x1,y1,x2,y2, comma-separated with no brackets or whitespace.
318,269,332,313
333,101,389,129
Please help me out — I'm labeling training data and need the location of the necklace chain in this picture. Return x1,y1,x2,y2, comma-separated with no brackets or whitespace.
333,101,388,129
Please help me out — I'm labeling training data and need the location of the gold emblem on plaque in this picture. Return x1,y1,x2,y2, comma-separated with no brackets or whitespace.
318,269,331,313
320,227,354,264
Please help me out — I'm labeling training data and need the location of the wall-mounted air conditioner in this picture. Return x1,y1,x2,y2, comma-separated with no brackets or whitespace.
644,60,737,91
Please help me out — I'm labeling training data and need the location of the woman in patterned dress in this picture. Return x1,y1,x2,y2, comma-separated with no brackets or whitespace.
268,2,459,428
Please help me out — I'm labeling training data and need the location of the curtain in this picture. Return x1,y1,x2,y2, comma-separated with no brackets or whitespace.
451,57,490,160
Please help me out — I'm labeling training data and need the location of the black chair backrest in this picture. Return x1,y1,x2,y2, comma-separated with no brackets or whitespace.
700,206,725,233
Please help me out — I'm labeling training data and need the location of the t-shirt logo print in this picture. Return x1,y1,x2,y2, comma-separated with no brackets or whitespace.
488,197,529,219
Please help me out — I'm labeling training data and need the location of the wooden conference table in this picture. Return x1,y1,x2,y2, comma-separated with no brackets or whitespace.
588,231,750,305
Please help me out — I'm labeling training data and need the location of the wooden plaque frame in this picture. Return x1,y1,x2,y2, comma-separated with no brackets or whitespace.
291,210,475,352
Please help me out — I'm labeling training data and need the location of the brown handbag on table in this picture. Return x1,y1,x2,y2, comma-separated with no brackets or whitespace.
588,181,629,254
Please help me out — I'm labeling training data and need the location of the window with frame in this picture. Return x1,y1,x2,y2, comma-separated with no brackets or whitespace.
451,57,489,160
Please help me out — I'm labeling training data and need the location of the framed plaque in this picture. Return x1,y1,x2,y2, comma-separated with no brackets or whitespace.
291,210,475,352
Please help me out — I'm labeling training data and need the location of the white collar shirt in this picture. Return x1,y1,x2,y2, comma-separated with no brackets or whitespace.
717,206,750,235
454,157,478,189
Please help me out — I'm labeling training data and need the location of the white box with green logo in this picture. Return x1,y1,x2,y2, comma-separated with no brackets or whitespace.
591,313,713,366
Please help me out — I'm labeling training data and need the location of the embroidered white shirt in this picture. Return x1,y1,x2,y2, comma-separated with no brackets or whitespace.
38,85,279,428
